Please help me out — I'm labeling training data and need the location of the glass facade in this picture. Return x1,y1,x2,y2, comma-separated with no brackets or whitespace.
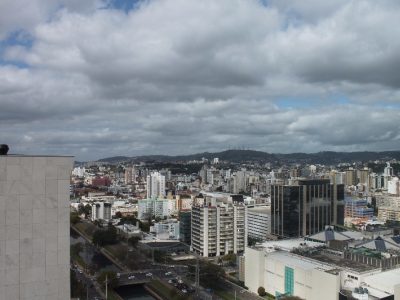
271,179,345,237
284,266,294,295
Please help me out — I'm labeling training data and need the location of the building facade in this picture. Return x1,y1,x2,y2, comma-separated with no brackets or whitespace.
91,202,112,221
246,206,271,241
271,179,344,238
0,154,73,300
146,171,166,199
191,203,245,257
179,210,191,245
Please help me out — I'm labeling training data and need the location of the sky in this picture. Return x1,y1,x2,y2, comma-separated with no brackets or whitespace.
1,0,400,161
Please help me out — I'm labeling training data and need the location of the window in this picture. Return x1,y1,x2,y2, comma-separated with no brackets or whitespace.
285,266,294,295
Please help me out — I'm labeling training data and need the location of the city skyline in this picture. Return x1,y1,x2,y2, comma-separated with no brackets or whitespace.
1,0,400,161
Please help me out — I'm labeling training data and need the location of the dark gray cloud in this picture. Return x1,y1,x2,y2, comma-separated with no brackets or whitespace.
0,0,399,160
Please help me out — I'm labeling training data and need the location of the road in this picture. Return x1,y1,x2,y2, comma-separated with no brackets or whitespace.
71,264,104,300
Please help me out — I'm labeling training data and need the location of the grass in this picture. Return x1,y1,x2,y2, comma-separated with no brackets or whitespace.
75,222,98,239
146,279,191,300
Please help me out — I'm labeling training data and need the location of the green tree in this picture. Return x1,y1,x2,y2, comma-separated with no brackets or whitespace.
92,226,118,247
78,204,92,218
128,236,141,248
200,262,225,288
71,242,83,257
70,211,80,224
257,286,266,297
97,270,119,288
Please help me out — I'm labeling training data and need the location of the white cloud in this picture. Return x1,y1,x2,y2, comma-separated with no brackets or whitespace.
0,0,399,160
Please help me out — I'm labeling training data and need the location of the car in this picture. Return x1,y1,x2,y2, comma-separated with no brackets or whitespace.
168,279,173,283
178,279,183,284
182,289,187,294
128,275,135,280
165,272,172,276
146,273,152,277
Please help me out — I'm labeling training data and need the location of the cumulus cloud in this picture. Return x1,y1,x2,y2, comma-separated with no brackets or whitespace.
0,0,399,160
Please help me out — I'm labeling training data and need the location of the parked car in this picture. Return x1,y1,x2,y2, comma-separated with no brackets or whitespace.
146,273,152,277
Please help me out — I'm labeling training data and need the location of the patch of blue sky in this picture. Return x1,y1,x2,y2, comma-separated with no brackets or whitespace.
0,30,33,68
330,94,350,105
102,0,145,13
373,102,400,109
276,97,317,109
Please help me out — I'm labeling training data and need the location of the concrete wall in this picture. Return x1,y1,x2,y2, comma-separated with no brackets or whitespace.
311,269,340,300
0,156,73,300
244,247,265,293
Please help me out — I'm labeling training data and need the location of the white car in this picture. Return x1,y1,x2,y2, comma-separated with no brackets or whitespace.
128,275,135,280
165,272,172,276
146,273,153,277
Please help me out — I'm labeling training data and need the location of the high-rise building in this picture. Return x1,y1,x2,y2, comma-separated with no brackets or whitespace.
179,210,191,245
345,168,357,186
0,153,73,300
124,166,135,184
146,172,166,198
271,179,344,238
191,202,245,257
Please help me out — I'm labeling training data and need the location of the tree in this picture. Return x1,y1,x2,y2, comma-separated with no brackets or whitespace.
78,204,92,219
92,226,118,247
257,286,266,297
71,242,83,257
115,211,123,219
70,212,80,225
200,262,225,288
128,236,141,248
97,271,119,288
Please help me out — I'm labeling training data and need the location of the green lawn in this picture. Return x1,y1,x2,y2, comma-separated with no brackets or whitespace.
146,280,191,300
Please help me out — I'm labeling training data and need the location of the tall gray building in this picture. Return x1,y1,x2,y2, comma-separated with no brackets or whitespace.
0,154,73,300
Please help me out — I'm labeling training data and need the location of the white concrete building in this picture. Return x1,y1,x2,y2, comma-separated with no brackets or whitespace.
151,219,180,240
246,206,271,241
91,202,112,221
244,239,400,300
0,154,73,300
146,172,166,198
191,202,245,257
137,198,173,220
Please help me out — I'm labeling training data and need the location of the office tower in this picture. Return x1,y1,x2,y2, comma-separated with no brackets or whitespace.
271,179,344,238
179,210,191,244
146,171,166,198
124,166,134,184
233,170,246,194
345,168,357,186
191,203,245,257
0,153,73,300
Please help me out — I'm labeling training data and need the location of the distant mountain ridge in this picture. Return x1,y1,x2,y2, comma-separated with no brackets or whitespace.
95,149,400,165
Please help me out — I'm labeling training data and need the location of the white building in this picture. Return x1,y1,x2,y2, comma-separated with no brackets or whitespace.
91,202,112,221
0,153,73,300
151,219,180,240
246,206,271,241
388,177,400,196
191,202,245,257
146,171,166,198
138,198,174,220
72,166,85,177
244,239,400,300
